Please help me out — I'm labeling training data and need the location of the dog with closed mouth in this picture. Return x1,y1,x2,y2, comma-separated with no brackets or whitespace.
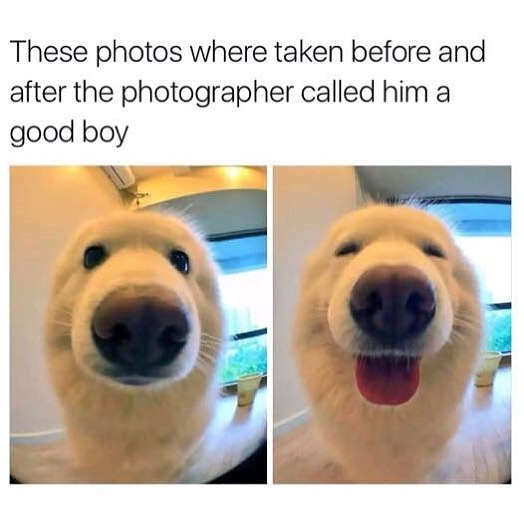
46,211,224,482
294,204,482,482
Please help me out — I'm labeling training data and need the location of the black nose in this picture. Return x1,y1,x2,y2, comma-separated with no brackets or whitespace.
91,287,190,371
350,265,435,345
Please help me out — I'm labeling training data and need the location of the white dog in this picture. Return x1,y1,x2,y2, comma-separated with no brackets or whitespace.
46,211,225,482
294,204,482,482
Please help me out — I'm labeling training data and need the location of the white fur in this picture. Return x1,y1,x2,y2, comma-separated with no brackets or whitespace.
46,211,225,482
294,204,483,482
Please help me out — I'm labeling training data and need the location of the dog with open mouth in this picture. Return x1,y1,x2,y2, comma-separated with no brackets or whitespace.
294,204,483,482
46,211,224,482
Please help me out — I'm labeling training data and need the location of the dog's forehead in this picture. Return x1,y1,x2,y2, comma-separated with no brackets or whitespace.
74,212,203,250
330,205,452,243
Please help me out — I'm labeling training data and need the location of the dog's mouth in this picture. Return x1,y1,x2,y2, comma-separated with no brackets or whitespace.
111,374,163,387
91,365,176,387
355,355,420,406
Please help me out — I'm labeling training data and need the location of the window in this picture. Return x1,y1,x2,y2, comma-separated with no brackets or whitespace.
432,200,511,354
208,232,268,383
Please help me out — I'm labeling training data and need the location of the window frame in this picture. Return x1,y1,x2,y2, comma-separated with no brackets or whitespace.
207,228,268,387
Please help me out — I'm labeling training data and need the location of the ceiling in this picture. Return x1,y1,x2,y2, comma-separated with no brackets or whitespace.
130,166,265,181
357,166,511,200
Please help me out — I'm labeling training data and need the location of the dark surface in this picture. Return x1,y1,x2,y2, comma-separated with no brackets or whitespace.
210,440,267,484
9,441,268,484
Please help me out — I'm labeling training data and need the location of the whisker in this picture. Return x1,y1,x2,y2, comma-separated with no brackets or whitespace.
49,320,73,328
201,332,222,342
199,351,217,363
200,344,220,355
200,340,222,349
52,305,74,316
200,339,221,347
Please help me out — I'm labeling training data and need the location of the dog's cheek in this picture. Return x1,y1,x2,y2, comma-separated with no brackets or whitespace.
434,261,462,317
195,264,221,304
435,287,455,347
326,280,354,351
446,277,462,316
174,313,202,379
67,268,119,375
199,299,225,349
46,274,80,350
412,264,454,355
70,294,101,374
180,279,224,373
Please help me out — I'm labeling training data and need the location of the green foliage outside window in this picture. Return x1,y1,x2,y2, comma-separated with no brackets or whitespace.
485,309,511,353
219,335,267,384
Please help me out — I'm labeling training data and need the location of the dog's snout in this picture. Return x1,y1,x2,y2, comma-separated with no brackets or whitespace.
91,287,190,371
350,265,435,344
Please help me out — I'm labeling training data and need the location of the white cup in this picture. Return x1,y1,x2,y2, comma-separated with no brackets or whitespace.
237,373,262,406
474,351,502,387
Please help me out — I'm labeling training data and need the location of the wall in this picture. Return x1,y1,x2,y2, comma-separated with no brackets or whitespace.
10,166,124,435
273,167,362,428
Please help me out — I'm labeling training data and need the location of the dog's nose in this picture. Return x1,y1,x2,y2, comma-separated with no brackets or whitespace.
91,288,190,370
350,265,435,344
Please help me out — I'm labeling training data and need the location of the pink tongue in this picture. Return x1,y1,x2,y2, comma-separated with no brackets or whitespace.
356,356,420,405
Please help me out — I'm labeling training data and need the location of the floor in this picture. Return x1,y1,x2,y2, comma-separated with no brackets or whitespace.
11,386,267,483
274,366,511,483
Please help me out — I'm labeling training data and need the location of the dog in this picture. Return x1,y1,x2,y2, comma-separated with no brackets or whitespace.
294,203,483,482
45,211,225,482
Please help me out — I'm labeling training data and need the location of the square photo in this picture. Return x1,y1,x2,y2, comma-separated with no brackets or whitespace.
10,165,268,483
273,166,511,484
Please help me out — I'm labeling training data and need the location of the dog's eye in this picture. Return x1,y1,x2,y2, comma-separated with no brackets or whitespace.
423,244,446,259
83,245,108,269
169,250,190,275
335,242,360,256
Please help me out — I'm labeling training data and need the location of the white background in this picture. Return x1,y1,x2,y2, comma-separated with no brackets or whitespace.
2,0,522,522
